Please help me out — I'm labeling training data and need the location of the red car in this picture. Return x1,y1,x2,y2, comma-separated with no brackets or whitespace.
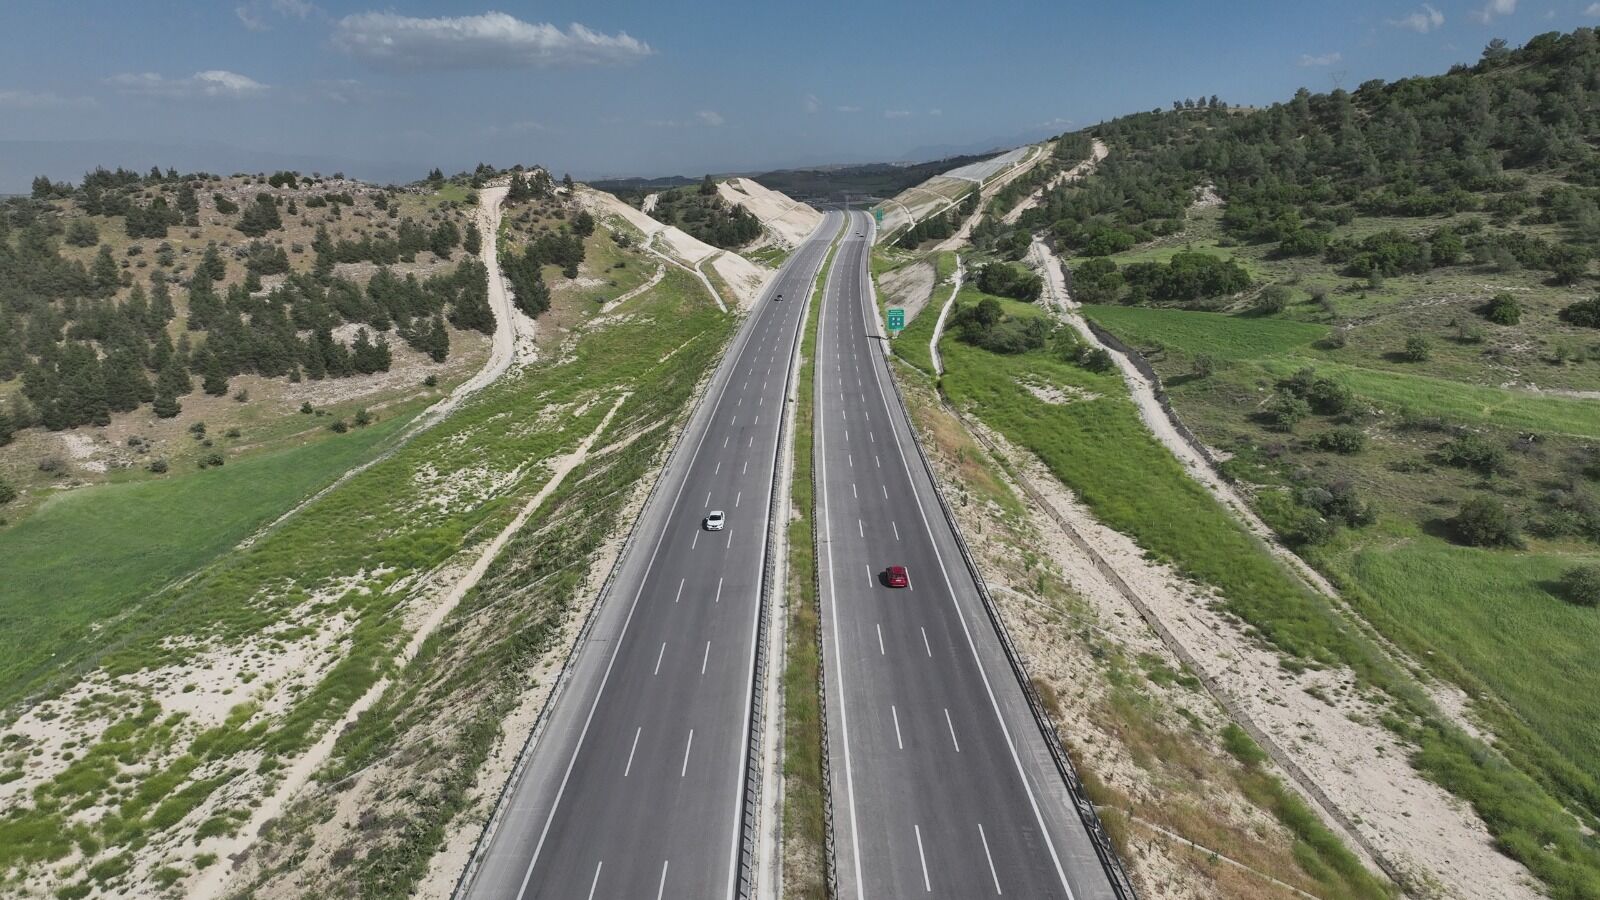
885,565,909,588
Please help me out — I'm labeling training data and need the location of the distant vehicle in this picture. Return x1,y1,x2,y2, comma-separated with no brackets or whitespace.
885,565,909,588
704,510,726,531
856,230,863,236
774,292,783,301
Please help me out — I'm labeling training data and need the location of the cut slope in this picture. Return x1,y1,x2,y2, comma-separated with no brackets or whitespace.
577,184,777,310
716,177,823,248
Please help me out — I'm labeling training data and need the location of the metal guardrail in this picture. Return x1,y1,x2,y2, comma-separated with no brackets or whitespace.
737,226,838,899
873,316,1139,899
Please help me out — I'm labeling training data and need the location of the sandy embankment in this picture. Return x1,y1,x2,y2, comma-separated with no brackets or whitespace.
716,177,823,248
576,186,775,311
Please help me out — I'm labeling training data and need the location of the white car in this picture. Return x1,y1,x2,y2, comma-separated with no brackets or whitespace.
704,510,726,531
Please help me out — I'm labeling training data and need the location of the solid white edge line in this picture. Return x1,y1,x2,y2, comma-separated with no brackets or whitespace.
851,213,1078,899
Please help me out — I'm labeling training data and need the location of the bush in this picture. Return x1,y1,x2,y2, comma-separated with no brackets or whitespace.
199,452,225,469
1314,427,1367,454
1254,284,1290,315
329,419,348,433
1401,335,1431,362
1267,393,1311,432
1077,347,1115,372
1561,297,1600,328
975,262,1043,301
1483,293,1522,325
1450,496,1521,547
0,476,16,505
1557,566,1600,607
147,459,169,474
1438,434,1511,475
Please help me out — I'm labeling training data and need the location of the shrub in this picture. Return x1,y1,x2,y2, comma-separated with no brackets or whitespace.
1561,297,1600,328
1401,335,1431,362
1450,496,1521,547
147,459,169,474
1557,566,1600,607
1438,434,1510,475
1267,393,1311,432
329,419,348,433
0,477,16,505
1254,284,1291,315
1314,427,1367,454
1193,353,1216,379
424,374,439,387
1483,293,1522,325
198,452,225,469
1077,347,1115,372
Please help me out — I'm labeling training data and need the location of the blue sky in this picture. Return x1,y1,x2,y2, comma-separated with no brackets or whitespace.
2,0,1598,186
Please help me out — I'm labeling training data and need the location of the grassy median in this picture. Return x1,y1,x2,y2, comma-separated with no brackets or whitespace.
780,235,839,900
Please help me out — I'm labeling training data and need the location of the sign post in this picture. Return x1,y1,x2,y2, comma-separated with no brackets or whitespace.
887,307,905,333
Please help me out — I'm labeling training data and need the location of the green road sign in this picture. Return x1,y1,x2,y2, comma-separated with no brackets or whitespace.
887,307,905,332
873,207,884,223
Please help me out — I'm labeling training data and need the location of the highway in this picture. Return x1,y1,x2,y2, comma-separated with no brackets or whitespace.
463,211,843,900
817,210,1121,899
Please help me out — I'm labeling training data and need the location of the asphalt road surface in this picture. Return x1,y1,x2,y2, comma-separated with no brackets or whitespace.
817,210,1121,899
464,212,843,900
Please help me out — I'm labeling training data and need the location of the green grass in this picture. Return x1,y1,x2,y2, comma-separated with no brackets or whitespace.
1259,357,1600,438
935,324,1600,898
0,411,414,707
1339,534,1600,793
1084,304,1328,360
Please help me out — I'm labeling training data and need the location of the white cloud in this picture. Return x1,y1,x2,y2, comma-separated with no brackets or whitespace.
928,107,943,116
1588,2,1600,15
1470,0,1517,22
1389,3,1446,32
696,110,724,126
1299,51,1343,66
835,105,861,113
803,93,820,113
0,88,96,109
106,70,269,99
884,109,912,119
332,11,651,70
236,0,317,31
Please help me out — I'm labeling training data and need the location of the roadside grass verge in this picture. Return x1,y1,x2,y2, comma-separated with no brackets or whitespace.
781,233,838,900
0,410,415,709
934,328,1600,897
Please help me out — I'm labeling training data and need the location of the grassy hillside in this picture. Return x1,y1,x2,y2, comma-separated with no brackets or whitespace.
995,28,1600,898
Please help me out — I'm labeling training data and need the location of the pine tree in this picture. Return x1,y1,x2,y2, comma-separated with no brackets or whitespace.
92,246,120,298
152,389,181,419
200,242,227,282
425,314,449,362
156,354,192,397
312,224,336,280
104,351,151,412
200,351,229,396
563,172,575,193
463,221,482,256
